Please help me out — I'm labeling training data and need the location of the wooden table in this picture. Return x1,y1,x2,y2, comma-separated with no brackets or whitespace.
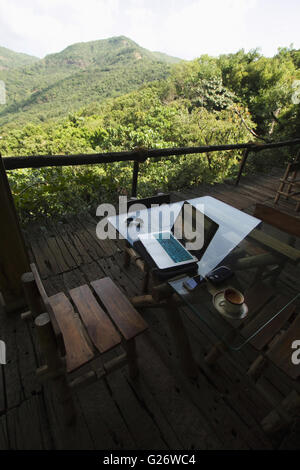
108,197,300,378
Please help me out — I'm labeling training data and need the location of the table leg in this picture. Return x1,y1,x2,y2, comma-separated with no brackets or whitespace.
165,294,198,379
123,242,131,268
205,329,238,365
205,341,227,365
131,294,164,308
142,269,150,293
131,279,198,378
123,338,139,379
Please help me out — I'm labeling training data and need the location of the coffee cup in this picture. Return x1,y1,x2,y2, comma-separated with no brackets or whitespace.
216,287,244,316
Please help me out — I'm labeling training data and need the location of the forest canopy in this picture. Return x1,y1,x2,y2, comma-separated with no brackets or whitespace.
0,43,299,224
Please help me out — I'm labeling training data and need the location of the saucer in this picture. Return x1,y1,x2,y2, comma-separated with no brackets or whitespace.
213,292,248,320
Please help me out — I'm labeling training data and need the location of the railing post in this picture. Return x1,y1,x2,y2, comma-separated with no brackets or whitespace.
0,155,30,312
131,161,139,198
235,148,250,186
131,147,148,198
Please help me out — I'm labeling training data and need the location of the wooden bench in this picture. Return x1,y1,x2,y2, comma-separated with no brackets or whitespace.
21,263,148,425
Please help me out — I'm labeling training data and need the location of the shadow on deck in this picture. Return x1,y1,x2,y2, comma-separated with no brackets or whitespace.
0,170,299,450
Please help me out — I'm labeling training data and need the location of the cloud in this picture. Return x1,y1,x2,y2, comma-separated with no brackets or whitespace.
0,0,121,56
0,0,298,59
130,0,259,59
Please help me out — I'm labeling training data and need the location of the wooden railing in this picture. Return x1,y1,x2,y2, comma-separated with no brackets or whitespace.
1,138,300,311
2,138,300,197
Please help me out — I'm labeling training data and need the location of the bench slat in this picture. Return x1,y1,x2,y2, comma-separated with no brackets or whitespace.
48,292,94,372
69,284,121,354
91,277,148,340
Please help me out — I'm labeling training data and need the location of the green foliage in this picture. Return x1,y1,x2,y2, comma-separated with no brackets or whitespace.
1,76,253,223
0,40,299,225
0,36,180,127
171,57,238,112
0,46,38,70
218,48,300,136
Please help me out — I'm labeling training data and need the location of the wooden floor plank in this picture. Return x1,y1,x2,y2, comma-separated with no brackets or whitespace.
68,232,92,265
2,319,23,410
15,315,41,400
0,363,5,415
141,306,272,449
126,373,183,449
51,234,78,270
6,395,52,450
60,232,83,267
106,371,170,450
76,378,136,449
2,169,299,450
37,237,63,275
30,239,52,279
179,306,274,422
80,260,107,283
137,328,248,449
0,415,8,449
77,214,118,257
44,384,95,450
46,236,71,273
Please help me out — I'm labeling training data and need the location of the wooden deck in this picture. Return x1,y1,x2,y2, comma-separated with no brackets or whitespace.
0,170,300,450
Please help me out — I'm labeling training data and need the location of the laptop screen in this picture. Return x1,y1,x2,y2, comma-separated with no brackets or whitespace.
172,202,219,260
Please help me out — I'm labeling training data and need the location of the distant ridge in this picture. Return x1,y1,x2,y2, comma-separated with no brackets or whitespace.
43,36,181,66
0,36,182,126
0,45,38,70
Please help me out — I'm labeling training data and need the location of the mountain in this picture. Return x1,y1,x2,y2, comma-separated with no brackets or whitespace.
43,36,181,67
0,36,181,127
0,46,38,70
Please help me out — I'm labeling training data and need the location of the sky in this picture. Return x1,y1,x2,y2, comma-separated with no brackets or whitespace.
0,0,299,60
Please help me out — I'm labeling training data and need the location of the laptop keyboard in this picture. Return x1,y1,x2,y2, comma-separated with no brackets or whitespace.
154,233,193,263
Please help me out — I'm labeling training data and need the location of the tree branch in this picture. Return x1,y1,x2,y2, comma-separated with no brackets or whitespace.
233,107,271,143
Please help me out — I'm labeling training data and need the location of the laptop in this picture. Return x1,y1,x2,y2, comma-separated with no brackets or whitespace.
134,202,219,272
173,201,219,261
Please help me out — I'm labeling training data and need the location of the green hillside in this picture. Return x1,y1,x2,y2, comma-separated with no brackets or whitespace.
0,36,181,126
0,46,38,70
0,43,299,224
